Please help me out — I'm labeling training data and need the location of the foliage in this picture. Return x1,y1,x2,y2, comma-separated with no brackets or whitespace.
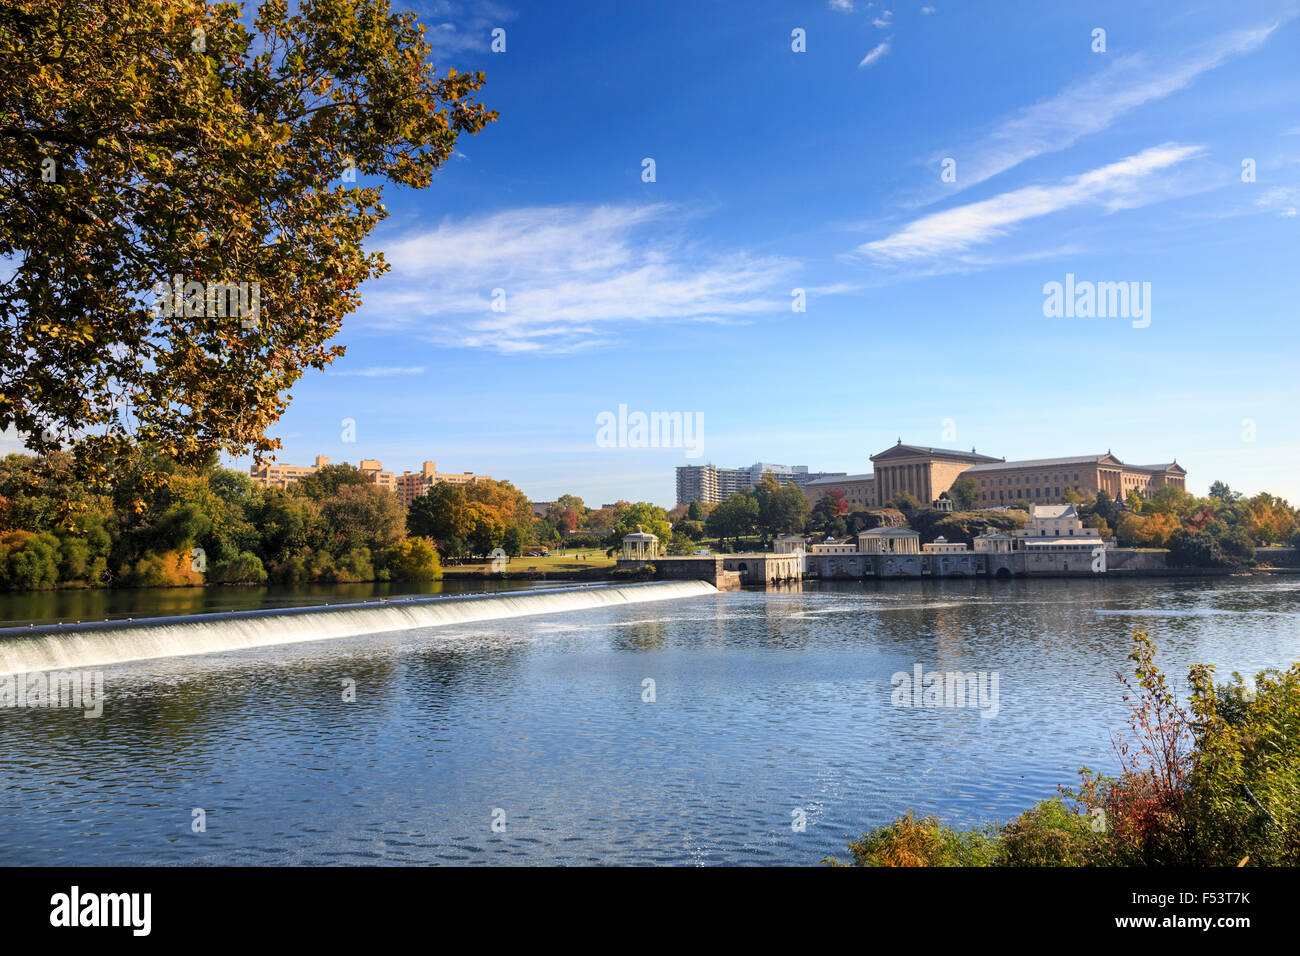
0,0,496,486
607,501,672,549
751,472,808,540
948,477,979,511
383,537,442,581
705,492,759,548
826,811,999,867
884,492,922,513
995,798,1101,866
832,631,1300,867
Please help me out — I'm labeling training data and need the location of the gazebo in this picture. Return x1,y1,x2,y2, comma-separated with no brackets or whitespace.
621,531,659,560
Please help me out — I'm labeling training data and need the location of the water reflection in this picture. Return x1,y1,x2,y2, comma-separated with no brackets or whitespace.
1,576,1297,865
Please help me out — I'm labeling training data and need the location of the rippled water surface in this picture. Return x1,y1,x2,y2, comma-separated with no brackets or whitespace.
2,577,1298,865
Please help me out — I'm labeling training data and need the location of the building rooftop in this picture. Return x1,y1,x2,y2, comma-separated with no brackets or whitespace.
871,441,1002,464
805,473,873,485
963,454,1115,472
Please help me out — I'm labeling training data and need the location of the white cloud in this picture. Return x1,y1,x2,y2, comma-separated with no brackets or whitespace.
931,21,1284,196
420,1,517,57
365,205,801,354
858,38,892,68
326,366,427,377
858,143,1205,262
829,0,855,11
921,6,936,14
873,10,893,28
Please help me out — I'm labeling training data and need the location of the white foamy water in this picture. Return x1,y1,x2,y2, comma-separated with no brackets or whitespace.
0,581,717,674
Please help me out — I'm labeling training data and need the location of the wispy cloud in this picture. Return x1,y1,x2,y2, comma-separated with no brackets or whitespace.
829,0,855,11
929,21,1284,197
419,0,517,57
859,38,892,68
326,366,427,377
921,5,936,14
858,143,1205,262
873,10,893,28
364,204,801,354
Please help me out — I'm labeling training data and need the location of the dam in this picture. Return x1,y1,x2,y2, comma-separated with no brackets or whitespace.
0,580,718,675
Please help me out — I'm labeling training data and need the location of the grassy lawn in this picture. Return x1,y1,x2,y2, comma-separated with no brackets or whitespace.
443,548,616,575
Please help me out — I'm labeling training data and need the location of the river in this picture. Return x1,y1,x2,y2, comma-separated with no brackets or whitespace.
1,576,1297,865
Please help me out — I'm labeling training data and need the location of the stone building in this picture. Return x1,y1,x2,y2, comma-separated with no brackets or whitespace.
803,473,875,510
961,453,1185,507
869,441,1003,506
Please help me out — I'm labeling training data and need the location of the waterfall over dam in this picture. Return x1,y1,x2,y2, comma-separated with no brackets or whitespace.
0,580,718,675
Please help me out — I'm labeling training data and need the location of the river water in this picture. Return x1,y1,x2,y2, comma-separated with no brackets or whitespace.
1,576,1297,865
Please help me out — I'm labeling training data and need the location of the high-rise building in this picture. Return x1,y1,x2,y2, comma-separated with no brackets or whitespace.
675,462,847,505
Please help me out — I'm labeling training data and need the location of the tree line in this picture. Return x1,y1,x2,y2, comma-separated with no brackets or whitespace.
0,450,536,590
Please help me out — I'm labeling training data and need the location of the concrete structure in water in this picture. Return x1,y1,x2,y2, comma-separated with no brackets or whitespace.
805,504,1111,580
617,532,803,589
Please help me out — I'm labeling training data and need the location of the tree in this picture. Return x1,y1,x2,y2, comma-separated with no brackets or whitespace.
608,502,671,549
1093,491,1119,525
752,473,808,540
502,525,524,557
948,477,978,511
0,0,497,480
318,483,405,555
1168,530,1226,568
1208,481,1241,504
706,493,758,549
384,537,442,581
812,490,849,532
886,492,922,513
408,484,472,556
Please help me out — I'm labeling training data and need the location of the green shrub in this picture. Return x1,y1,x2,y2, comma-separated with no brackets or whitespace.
827,811,998,867
0,530,61,590
384,537,442,581
210,551,268,584
996,798,1101,866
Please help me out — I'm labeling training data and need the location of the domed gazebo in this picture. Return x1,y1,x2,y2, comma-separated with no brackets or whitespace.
621,531,659,561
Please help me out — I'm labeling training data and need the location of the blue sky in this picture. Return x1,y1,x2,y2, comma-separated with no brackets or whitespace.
235,0,1300,508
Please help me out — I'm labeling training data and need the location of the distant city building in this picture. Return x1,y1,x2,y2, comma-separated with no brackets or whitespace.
675,462,847,505
531,501,556,519
963,453,1185,507
673,440,1184,511
249,456,488,506
249,455,332,489
393,461,486,508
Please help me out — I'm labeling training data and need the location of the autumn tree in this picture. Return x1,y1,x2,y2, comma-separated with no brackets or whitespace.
0,0,496,483
608,502,671,550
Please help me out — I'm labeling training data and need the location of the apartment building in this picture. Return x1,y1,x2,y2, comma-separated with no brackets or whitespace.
675,462,847,505
249,456,489,506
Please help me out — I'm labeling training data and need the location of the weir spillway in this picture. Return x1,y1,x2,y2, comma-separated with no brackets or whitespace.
0,580,718,675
